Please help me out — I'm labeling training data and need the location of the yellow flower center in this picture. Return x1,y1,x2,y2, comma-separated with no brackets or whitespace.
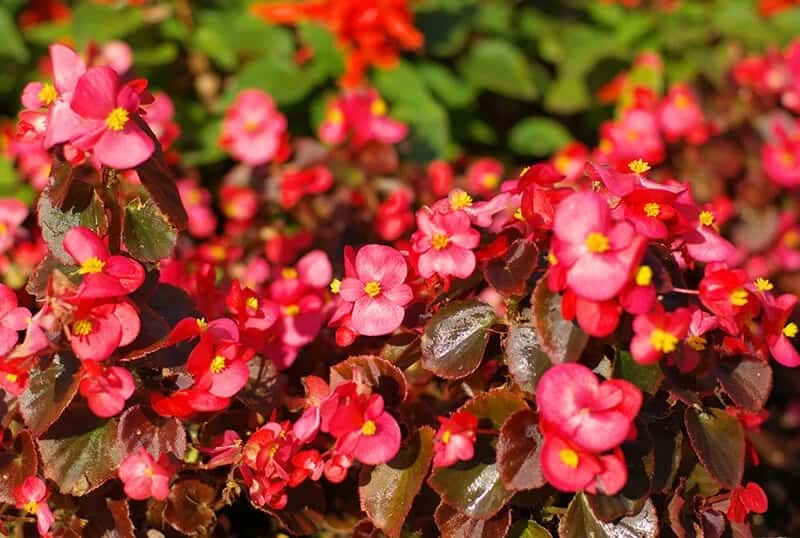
78,256,106,275
209,246,226,261
784,322,798,338
326,107,344,125
687,335,707,351
144,466,154,477
513,208,525,221
482,173,499,190
755,277,774,292
5,373,17,383
554,154,571,173
644,202,661,218
674,94,690,109
282,267,298,279
625,130,639,142
364,281,381,298
196,317,208,331
432,233,449,251
330,278,341,294
781,151,796,167
730,288,749,307
371,98,387,116
585,232,610,253
38,83,57,106
547,251,558,266
635,265,653,287
650,328,678,353
105,107,129,131
187,190,201,205
72,319,93,336
699,211,715,227
785,230,800,249
0,223,7,235
23,500,38,514
244,119,260,133
210,355,227,374
628,159,651,175
283,304,300,316
599,138,613,153
450,191,473,210
361,420,377,436
559,448,579,468
246,296,259,310
442,430,451,444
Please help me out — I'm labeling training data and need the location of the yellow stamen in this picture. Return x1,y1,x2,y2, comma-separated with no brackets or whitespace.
371,98,387,116
635,265,653,287
585,232,610,253
23,500,38,514
72,319,93,336
644,202,661,218
699,211,715,227
5,373,17,383
599,139,613,153
674,93,690,109
755,277,774,292
209,245,226,261
482,173,499,190
78,256,105,275
363,281,381,298
283,304,300,316
38,83,57,106
442,430,451,444
730,288,749,307
210,355,226,374
196,317,208,331
244,119,260,133
326,107,344,124
784,322,798,338
0,223,7,235
650,328,678,353
687,335,707,351
547,251,558,266
282,267,298,279
330,278,341,294
144,467,154,477
513,208,525,221
246,296,259,310
361,420,377,436
781,152,796,167
625,130,639,142
628,159,651,175
105,107,129,131
450,191,473,210
559,448,579,468
785,230,800,249
554,154,571,174
432,233,449,251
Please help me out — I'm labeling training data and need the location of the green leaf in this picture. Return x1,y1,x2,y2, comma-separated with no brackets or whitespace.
19,354,82,437
70,3,144,48
0,8,28,62
38,413,123,496
509,117,572,157
298,22,345,81
614,350,664,394
496,408,545,491
459,39,538,100
504,324,551,394
421,300,497,379
417,61,477,108
684,407,745,489
359,427,434,537
531,279,589,365
559,492,609,538
123,198,178,262
224,57,315,107
428,390,525,519
507,520,553,538
37,187,106,264
545,76,591,114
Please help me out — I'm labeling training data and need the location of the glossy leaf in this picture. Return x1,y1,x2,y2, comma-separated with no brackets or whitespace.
107,498,135,538
531,279,588,364
421,300,497,379
504,324,551,394
123,198,178,262
717,357,772,412
165,479,217,535
507,520,553,538
496,408,545,491
614,350,663,394
20,354,82,436
37,187,106,264
359,426,434,537
559,492,609,538
484,239,538,296
117,405,187,459
330,355,408,408
434,503,512,537
684,407,745,489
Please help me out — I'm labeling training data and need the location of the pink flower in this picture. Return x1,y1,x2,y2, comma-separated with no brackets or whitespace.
79,362,135,417
631,305,691,365
540,428,627,495
411,207,480,279
177,179,217,238
553,191,646,302
658,84,707,144
143,91,180,149
280,166,333,209
433,411,478,467
536,363,642,453
762,120,800,187
293,375,331,443
0,199,28,255
221,185,259,221
0,359,30,395
13,476,54,536
761,292,800,367
69,66,155,169
187,339,254,398
598,108,664,168
64,226,145,300
68,299,140,361
319,88,406,147
220,89,287,166
119,448,171,501
338,244,413,336
0,284,33,357
467,158,503,197
329,393,401,465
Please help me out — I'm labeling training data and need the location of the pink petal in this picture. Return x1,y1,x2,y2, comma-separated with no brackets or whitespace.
297,250,333,289
93,124,155,169
104,256,145,294
209,360,250,397
554,191,610,245
351,295,405,336
355,245,407,290
113,300,141,347
353,412,402,465
50,44,86,93
70,66,118,118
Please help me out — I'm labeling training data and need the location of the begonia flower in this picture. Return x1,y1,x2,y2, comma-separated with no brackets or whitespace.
631,305,691,365
432,411,478,467
119,447,171,501
13,476,54,536
220,89,288,166
411,207,480,279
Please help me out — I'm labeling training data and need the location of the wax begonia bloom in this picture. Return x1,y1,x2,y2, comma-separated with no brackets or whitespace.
68,299,140,361
64,226,145,299
728,482,768,523
561,291,622,338
761,293,800,367
280,166,333,209
269,277,324,348
411,208,480,279
168,316,239,345
187,339,254,398
599,108,664,168
658,84,707,143
319,89,407,147
0,284,33,357
540,430,627,495
178,179,217,238
762,120,800,187
553,191,646,302
329,393,401,465
338,244,413,336
69,66,155,169
699,266,759,335
0,359,29,395
221,89,287,166
119,448,171,501
0,199,28,255
536,363,642,453
79,363,135,418
13,476,54,536
433,411,478,467
631,305,691,365
467,158,503,197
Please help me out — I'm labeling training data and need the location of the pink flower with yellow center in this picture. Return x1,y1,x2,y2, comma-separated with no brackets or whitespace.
411,207,480,279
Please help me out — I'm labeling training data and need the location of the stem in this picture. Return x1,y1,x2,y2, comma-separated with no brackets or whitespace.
670,287,699,295
101,167,123,253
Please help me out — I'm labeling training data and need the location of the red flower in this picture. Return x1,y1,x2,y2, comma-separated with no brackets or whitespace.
13,476,54,536
319,88,407,147
433,411,478,467
119,448,171,501
0,283,33,356
631,305,691,365
727,482,768,523
280,166,333,209
79,362,135,418
187,338,254,398
63,226,145,300
699,266,759,335
328,392,401,465
67,299,140,361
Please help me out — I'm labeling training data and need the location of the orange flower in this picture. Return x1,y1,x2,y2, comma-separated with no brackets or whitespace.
252,0,423,87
